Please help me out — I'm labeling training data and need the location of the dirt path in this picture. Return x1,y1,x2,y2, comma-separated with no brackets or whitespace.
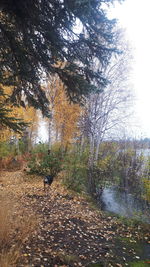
0,171,150,267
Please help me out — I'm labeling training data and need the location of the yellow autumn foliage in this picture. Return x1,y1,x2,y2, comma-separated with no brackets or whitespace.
0,86,39,142
44,75,81,147
54,81,81,146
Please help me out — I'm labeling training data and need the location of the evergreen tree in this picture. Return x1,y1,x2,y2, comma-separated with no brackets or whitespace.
0,0,123,115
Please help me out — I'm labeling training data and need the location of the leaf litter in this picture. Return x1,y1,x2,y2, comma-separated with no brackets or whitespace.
0,171,149,266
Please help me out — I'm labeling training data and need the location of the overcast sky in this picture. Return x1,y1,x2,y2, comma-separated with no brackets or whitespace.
109,0,150,138
39,0,150,142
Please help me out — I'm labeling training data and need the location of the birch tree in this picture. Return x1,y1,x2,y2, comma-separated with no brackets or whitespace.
44,74,81,150
80,30,134,195
44,75,60,149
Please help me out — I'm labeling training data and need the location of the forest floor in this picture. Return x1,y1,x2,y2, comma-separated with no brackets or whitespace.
0,170,150,267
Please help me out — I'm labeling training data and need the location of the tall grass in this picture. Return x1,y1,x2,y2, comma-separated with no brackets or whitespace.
0,196,37,267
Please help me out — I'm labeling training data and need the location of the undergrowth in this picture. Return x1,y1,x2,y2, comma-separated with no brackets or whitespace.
0,196,37,267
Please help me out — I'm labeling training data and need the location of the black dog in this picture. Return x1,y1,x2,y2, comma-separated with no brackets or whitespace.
43,174,55,191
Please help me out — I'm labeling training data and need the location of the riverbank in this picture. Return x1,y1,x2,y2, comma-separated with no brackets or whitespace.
0,171,150,266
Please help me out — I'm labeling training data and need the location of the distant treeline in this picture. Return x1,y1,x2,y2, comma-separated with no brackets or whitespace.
106,139,150,149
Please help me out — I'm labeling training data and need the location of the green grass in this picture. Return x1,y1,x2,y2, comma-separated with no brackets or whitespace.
129,260,150,266
87,262,104,267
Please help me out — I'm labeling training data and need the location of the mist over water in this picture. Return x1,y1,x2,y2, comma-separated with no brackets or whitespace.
101,186,150,223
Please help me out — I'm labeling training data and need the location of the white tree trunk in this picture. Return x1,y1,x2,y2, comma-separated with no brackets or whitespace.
48,120,52,149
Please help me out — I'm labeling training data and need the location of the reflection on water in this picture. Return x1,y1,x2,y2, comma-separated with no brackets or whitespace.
101,187,150,223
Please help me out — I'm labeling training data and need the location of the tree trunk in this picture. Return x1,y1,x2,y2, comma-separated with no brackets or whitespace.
87,135,97,197
95,139,101,162
80,135,85,155
87,165,97,197
48,120,52,149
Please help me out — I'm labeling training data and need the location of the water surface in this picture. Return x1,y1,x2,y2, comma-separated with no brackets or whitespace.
101,186,150,223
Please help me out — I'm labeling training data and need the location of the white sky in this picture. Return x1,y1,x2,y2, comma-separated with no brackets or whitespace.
109,0,150,138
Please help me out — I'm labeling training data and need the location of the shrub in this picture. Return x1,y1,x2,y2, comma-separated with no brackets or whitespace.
27,149,62,176
62,152,88,193
31,142,49,154
0,141,16,158
142,179,150,202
